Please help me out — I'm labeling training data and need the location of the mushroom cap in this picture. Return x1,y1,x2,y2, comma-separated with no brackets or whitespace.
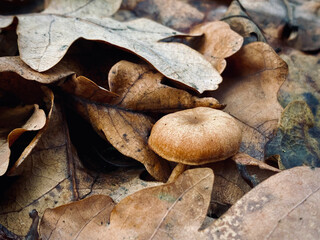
148,107,242,165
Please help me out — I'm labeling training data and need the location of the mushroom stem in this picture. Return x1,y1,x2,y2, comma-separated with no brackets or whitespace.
167,163,189,183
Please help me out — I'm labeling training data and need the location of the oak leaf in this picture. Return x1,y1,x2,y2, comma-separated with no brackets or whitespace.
39,168,214,240
212,42,288,160
190,21,243,74
0,0,222,93
64,60,223,181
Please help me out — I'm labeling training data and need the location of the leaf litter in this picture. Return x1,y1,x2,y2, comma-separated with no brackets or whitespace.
0,0,319,239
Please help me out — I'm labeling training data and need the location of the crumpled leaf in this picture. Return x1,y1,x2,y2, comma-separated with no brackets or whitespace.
65,60,223,181
0,0,223,93
39,168,214,240
232,153,280,187
222,0,267,45
212,42,288,160
265,101,320,169
0,56,74,84
0,70,54,176
190,21,243,73
0,102,160,235
203,166,320,239
0,104,46,176
39,195,115,240
108,60,223,112
239,0,320,51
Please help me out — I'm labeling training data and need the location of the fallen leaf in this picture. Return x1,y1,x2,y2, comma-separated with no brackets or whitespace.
232,152,280,186
108,60,223,112
222,0,267,45
239,0,320,51
1,0,223,93
40,168,213,240
0,71,54,175
39,195,115,240
133,0,204,31
203,166,320,239
65,60,223,181
212,42,288,160
0,56,74,84
202,159,252,217
0,102,161,235
0,104,46,176
190,21,243,73
265,100,320,169
43,0,122,18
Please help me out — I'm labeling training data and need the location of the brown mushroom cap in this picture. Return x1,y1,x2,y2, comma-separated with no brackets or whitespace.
148,107,242,165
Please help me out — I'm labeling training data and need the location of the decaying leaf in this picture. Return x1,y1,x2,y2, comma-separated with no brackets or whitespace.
0,0,223,93
40,168,213,240
232,153,280,186
108,60,223,112
266,101,320,169
203,159,252,217
239,0,320,51
190,21,243,73
203,166,320,239
65,60,223,181
40,195,115,240
0,104,46,176
222,0,267,45
0,101,161,235
0,70,54,176
133,0,204,31
212,42,288,160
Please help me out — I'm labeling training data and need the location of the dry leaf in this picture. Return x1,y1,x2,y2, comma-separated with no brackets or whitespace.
65,60,223,181
39,195,115,240
202,159,252,217
39,168,213,239
232,153,280,186
0,56,74,84
222,0,267,44
239,0,320,51
266,101,320,169
108,60,223,112
133,0,204,31
0,0,223,93
203,166,320,239
0,104,46,175
190,21,243,73
0,101,161,235
212,42,288,160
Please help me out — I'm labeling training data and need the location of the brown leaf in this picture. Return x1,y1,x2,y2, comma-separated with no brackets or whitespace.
190,21,243,73
1,1,222,93
0,102,161,235
0,104,46,175
0,71,54,175
232,153,280,186
212,42,288,160
65,60,223,181
39,195,115,240
133,0,204,31
239,0,320,51
222,0,267,44
203,159,252,217
108,60,223,112
203,166,320,239
0,56,74,84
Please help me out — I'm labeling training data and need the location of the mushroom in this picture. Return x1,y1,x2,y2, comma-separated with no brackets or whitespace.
148,107,242,182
